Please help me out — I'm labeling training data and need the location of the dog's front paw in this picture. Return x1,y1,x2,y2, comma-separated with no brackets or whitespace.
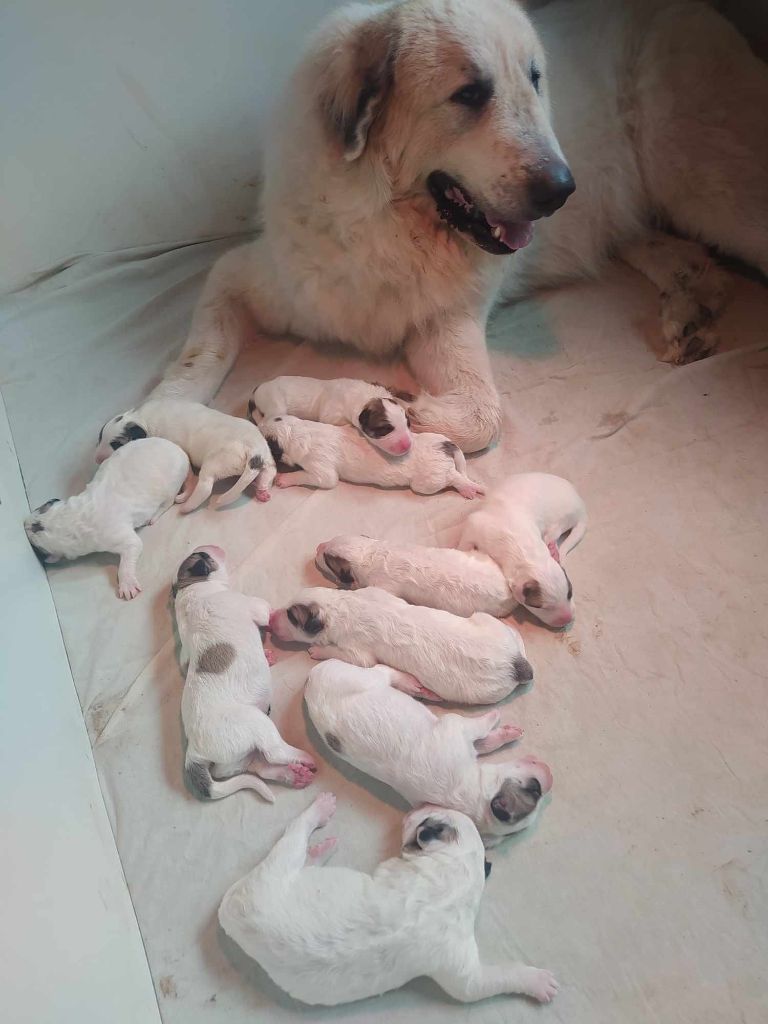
457,480,485,499
308,645,326,661
520,968,559,1004
255,489,271,503
311,791,337,827
264,648,277,667
307,836,337,864
118,578,142,600
289,763,316,788
275,475,291,489
293,749,317,770
498,723,524,743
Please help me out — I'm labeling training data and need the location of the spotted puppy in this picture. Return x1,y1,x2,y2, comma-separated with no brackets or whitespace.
306,660,551,846
24,437,189,599
261,416,484,499
459,472,587,628
270,587,533,704
173,546,316,801
95,398,276,512
316,535,515,617
249,376,415,455
219,794,558,1006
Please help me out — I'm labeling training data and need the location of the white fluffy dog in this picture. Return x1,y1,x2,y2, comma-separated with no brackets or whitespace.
305,659,552,845
316,534,515,616
173,546,316,801
23,437,189,600
218,792,559,1006
270,587,533,704
95,398,275,511
248,376,415,456
458,472,586,628
261,415,484,498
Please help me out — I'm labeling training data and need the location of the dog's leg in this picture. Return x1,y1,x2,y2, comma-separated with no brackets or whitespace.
247,713,316,774
473,723,524,754
175,469,197,504
432,949,558,1004
405,314,501,453
307,644,372,665
250,757,316,789
275,469,338,489
384,667,442,702
177,472,215,513
244,596,271,628
257,793,337,877
305,836,338,866
115,532,143,600
447,470,485,500
620,233,732,365
147,496,175,526
213,466,261,509
254,462,277,502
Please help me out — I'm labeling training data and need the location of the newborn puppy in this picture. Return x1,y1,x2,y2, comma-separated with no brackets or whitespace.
316,534,515,617
218,793,558,1006
261,416,484,499
173,546,316,801
458,472,587,628
270,587,533,704
305,660,552,846
249,376,414,456
24,437,189,599
95,398,276,512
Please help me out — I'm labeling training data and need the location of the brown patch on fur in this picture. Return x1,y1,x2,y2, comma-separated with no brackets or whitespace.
196,642,236,675
249,454,264,470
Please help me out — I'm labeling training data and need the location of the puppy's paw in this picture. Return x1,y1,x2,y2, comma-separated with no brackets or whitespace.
308,645,325,661
307,837,337,865
289,763,316,789
118,578,142,600
275,475,291,489
457,481,485,499
311,792,337,827
498,723,524,743
293,749,317,770
416,683,443,702
520,968,559,1003
264,648,277,667
255,489,271,503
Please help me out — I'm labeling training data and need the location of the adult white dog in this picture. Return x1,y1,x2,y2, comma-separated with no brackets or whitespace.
157,0,768,450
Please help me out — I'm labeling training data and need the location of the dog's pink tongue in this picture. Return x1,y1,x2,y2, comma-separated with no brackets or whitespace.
490,220,534,252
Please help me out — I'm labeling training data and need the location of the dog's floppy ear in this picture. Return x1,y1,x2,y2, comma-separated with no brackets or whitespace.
521,579,544,608
318,8,399,161
324,553,355,587
490,779,541,825
287,601,325,636
414,816,458,850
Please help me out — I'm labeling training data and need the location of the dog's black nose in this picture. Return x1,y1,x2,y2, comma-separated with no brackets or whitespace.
528,161,575,217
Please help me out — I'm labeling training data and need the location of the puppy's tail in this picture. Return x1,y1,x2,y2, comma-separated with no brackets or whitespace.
185,758,275,803
441,438,468,473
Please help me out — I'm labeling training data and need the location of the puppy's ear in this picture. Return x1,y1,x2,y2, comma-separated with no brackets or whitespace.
287,602,325,636
414,816,458,850
521,579,543,608
358,398,394,438
175,551,216,589
324,553,355,587
125,423,147,441
317,8,399,161
34,498,61,515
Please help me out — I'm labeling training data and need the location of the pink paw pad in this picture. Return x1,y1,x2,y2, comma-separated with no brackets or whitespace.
547,540,561,563
255,489,271,503
264,649,277,666
275,475,290,489
307,837,337,862
290,764,316,788
500,724,524,742
312,792,336,825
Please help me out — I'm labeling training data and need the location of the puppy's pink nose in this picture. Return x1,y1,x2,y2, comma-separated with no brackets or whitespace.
388,437,411,455
552,610,573,628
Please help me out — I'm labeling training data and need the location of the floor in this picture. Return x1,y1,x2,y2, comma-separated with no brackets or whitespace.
2,238,766,1023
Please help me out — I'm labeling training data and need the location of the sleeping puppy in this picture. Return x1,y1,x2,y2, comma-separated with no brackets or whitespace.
24,437,189,599
316,534,515,617
95,397,276,512
173,546,316,801
458,472,587,628
270,587,533,704
218,793,559,1006
305,660,552,846
261,416,484,499
248,376,414,456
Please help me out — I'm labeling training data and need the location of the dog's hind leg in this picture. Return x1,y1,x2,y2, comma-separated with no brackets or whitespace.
115,532,143,600
432,947,558,1004
257,793,337,877
177,472,215,513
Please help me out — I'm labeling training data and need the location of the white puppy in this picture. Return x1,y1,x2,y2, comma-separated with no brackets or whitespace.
270,587,533,704
316,534,515,617
23,437,189,599
305,660,552,846
218,793,558,1006
173,545,316,801
459,472,587,628
95,398,276,512
248,376,415,456
261,416,484,499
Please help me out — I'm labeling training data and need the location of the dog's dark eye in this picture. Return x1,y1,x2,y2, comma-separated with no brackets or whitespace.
450,79,493,109
530,64,541,93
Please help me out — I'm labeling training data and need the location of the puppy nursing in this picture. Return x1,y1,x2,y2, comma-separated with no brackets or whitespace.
261,415,484,498
95,398,276,511
271,587,533,704
23,437,189,599
173,546,316,800
306,660,551,845
219,793,558,1006
249,376,414,455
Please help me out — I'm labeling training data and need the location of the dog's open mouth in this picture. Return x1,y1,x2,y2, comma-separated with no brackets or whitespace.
427,171,533,256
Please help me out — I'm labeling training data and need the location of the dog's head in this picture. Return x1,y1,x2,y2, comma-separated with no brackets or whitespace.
479,755,553,841
357,396,412,455
269,587,338,644
315,535,377,588
23,498,64,563
512,552,575,628
314,0,573,255
172,546,229,597
401,805,484,866
95,410,147,464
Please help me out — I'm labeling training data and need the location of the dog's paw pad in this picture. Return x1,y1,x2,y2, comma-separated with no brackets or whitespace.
522,968,559,1003
275,475,290,489
289,763,316,788
308,646,324,660
307,837,337,863
264,649,277,666
312,792,336,825
501,724,524,742
255,489,271,503
118,580,142,600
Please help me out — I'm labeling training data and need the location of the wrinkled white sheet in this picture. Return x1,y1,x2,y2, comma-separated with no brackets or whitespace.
2,239,766,1024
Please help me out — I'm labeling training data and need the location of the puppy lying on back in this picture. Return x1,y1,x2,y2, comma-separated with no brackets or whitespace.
219,793,558,1006
248,376,414,455
95,398,276,512
305,660,552,846
459,472,587,628
270,587,533,704
173,546,316,801
261,416,484,499
24,437,189,599
316,534,515,617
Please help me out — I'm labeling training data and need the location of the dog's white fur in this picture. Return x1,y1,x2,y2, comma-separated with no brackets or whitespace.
305,659,552,845
270,586,533,704
262,415,484,498
23,437,189,600
458,472,586,628
218,792,559,1005
316,534,515,616
173,545,316,801
95,398,276,512
249,376,414,456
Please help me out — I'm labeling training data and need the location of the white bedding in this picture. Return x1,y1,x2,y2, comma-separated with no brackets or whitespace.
2,238,767,1023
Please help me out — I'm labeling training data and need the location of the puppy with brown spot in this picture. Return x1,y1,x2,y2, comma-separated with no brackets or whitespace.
249,376,414,455
173,545,316,801
261,415,484,499
270,586,533,705
305,659,552,846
